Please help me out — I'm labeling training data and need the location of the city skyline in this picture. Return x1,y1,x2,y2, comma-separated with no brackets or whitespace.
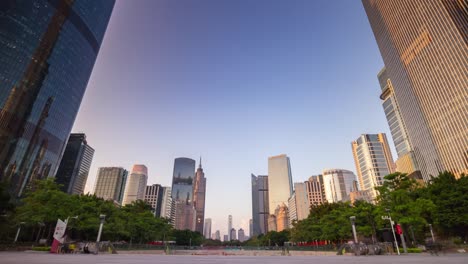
74,0,393,234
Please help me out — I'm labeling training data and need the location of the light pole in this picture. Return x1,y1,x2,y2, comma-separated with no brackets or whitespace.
14,222,25,243
96,214,106,253
428,224,435,243
350,216,358,244
382,209,400,255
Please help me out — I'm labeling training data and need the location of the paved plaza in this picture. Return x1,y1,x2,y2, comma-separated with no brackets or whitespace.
0,252,467,264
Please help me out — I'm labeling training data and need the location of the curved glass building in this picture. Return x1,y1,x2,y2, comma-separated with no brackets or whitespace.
0,0,115,196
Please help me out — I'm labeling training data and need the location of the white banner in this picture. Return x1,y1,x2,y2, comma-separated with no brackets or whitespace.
53,219,67,243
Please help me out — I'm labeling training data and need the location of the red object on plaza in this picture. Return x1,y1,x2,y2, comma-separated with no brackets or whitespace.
396,224,403,235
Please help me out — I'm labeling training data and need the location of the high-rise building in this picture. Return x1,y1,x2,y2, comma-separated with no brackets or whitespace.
228,215,233,240
348,180,373,204
144,184,164,217
122,165,148,205
55,133,94,195
322,169,357,203
378,68,422,180
0,1,115,197
223,235,229,242
305,175,325,207
238,228,245,242
275,203,289,232
230,228,237,241
193,158,206,234
94,167,128,204
215,230,221,241
352,134,395,199
251,174,269,236
363,0,468,179
249,219,253,238
204,218,212,239
268,215,277,232
268,154,293,213
160,187,172,219
289,182,309,224
171,157,196,230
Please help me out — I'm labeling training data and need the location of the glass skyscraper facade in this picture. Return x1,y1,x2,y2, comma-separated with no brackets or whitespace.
94,167,128,204
0,0,114,196
55,133,94,194
352,133,395,200
322,169,356,203
267,154,293,212
363,0,468,179
193,160,206,234
171,157,196,230
122,164,148,205
251,174,269,236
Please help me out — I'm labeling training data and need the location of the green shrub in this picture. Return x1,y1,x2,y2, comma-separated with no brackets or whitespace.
399,247,422,253
31,246,51,251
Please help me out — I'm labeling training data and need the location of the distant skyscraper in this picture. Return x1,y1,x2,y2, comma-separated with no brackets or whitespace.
223,235,229,242
171,157,196,230
122,165,148,205
275,203,289,232
144,184,164,217
228,215,233,240
305,175,325,207
160,187,172,219
94,167,128,204
288,182,309,224
268,215,277,232
55,133,94,195
230,228,237,241
322,169,357,203
251,174,269,236
215,230,221,240
193,158,207,234
363,0,468,178
238,228,245,242
249,219,253,238
352,134,395,199
378,68,422,180
268,154,293,213
0,1,115,197
204,218,212,239
288,192,297,226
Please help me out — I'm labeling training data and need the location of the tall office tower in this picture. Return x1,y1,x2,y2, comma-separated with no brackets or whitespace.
238,228,245,242
230,228,237,241
223,235,229,242
144,184,164,217
268,154,293,213
193,158,206,234
322,169,357,203
289,182,310,223
349,180,373,204
215,230,221,240
0,0,115,197
251,174,269,236
352,134,395,199
55,133,94,195
275,203,290,232
122,165,148,205
94,167,128,204
249,219,253,237
305,175,325,206
204,218,212,239
268,215,277,232
378,68,422,180
171,158,196,230
288,192,297,226
228,215,233,240
363,0,468,179
160,187,172,219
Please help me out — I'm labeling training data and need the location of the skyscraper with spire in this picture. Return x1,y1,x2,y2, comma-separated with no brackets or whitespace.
193,157,207,234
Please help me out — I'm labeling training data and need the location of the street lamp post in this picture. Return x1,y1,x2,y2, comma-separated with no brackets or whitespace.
350,216,358,244
96,214,106,254
429,224,435,243
382,209,400,255
14,222,25,243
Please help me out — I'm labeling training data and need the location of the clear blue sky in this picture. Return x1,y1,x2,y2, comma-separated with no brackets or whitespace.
73,0,389,236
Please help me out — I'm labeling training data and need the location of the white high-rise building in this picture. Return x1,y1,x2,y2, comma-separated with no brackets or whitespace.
204,218,212,239
160,187,172,219
322,169,356,203
268,154,293,211
122,165,148,205
228,215,233,240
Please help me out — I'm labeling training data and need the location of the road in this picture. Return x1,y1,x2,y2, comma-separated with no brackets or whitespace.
0,252,466,264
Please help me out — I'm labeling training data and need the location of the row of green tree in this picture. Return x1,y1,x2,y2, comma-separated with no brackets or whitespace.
258,171,467,246
0,179,204,245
